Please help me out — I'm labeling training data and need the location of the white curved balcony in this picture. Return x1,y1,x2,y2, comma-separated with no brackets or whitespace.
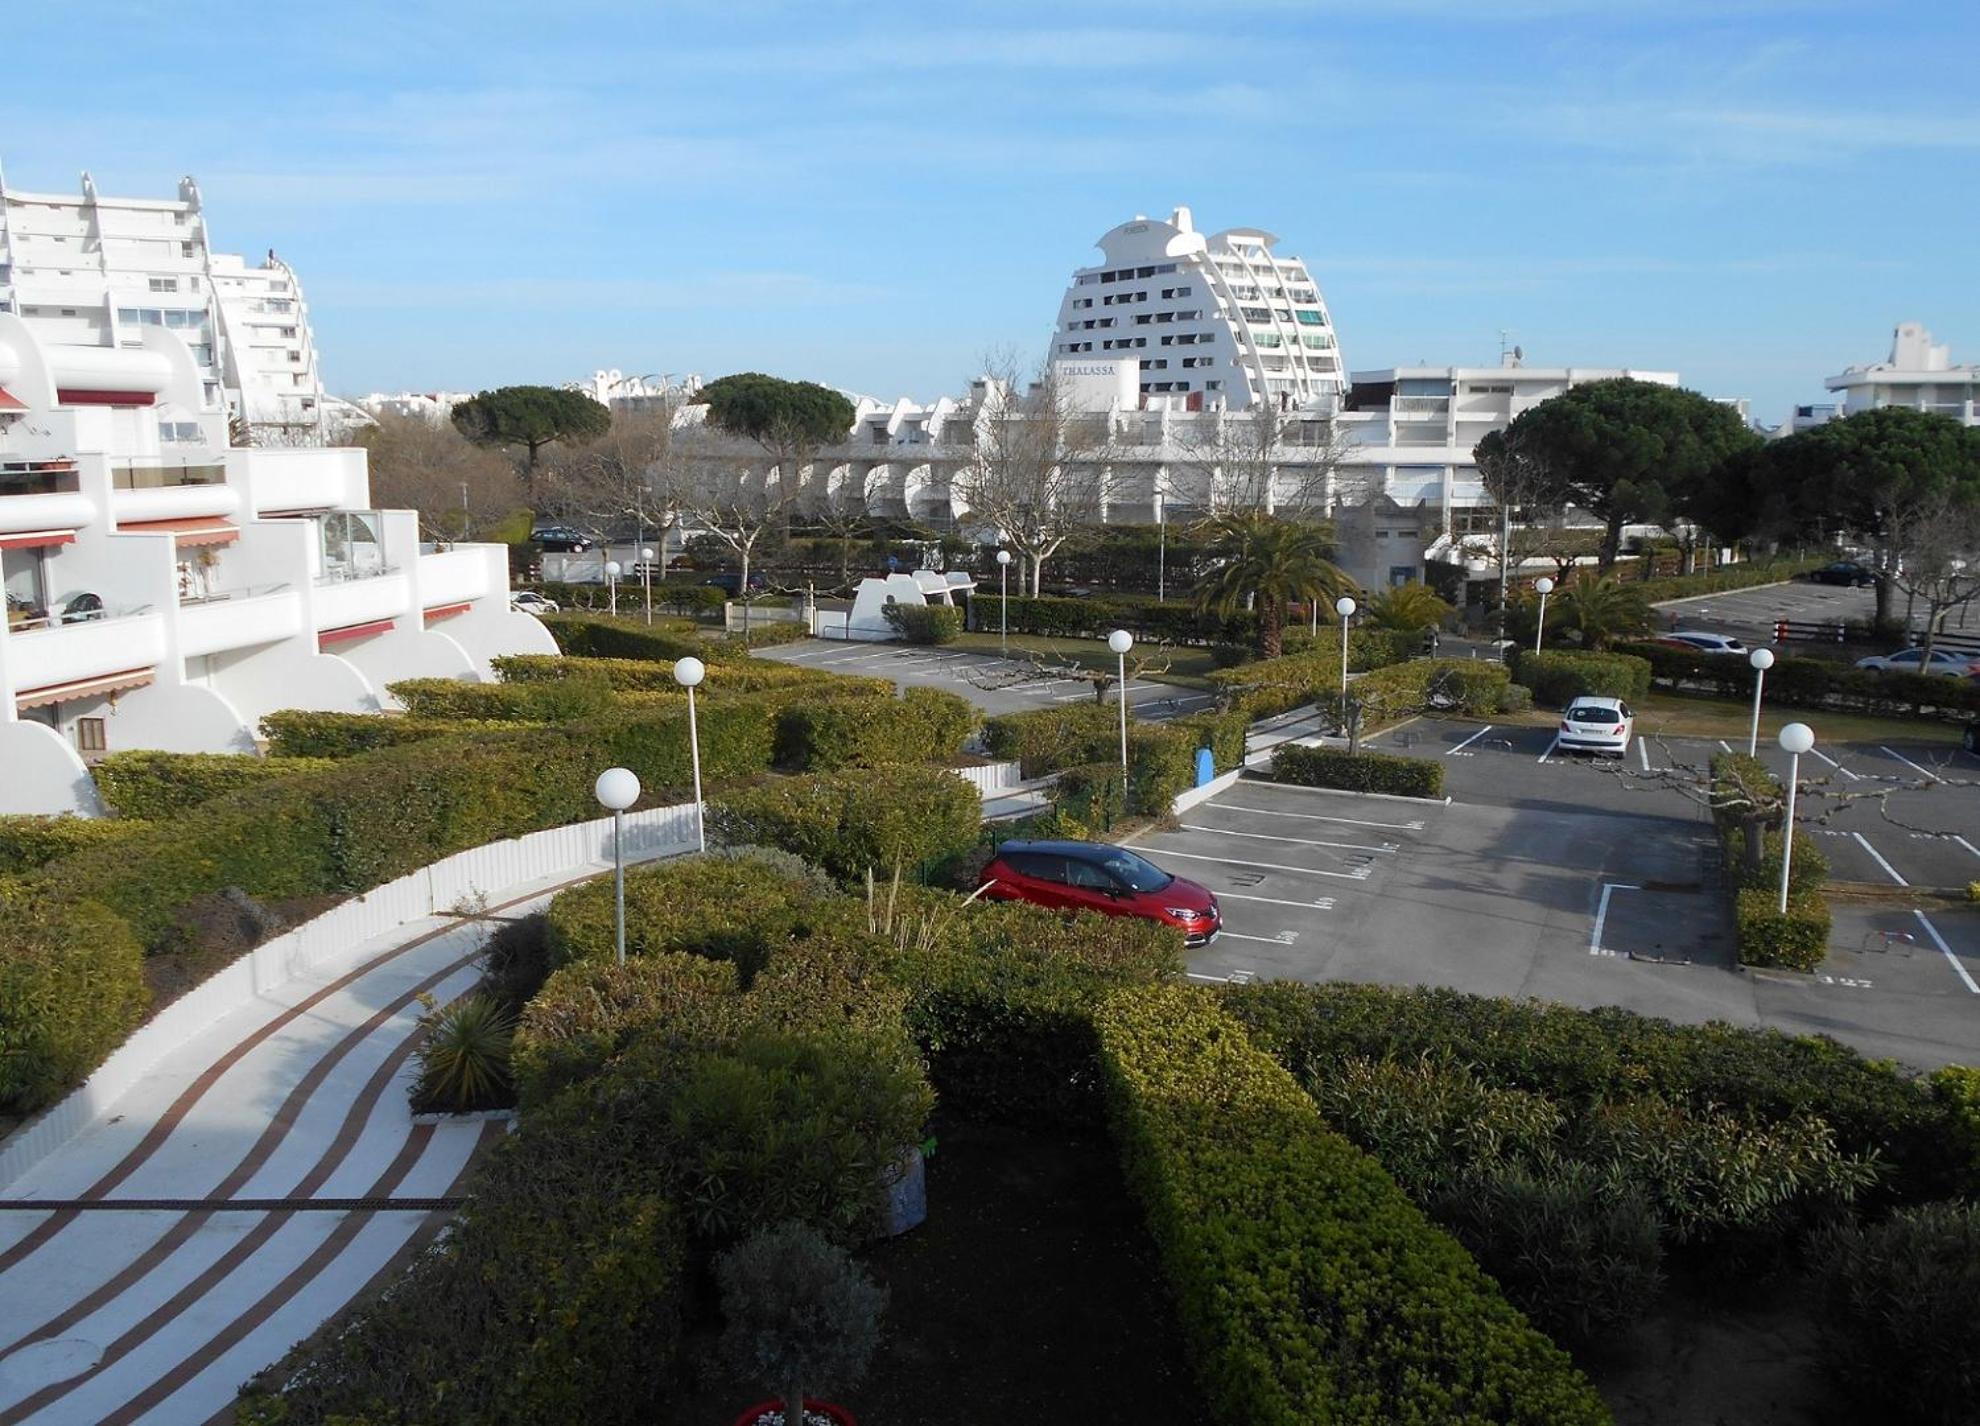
235,447,365,516
0,491,97,536
178,588,304,657
112,483,243,524
6,611,166,691
313,572,409,631
415,548,493,607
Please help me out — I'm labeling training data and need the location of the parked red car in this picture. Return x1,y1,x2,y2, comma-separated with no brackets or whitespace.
976,839,1221,946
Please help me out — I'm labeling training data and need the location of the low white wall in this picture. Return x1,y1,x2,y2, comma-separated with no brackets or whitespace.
0,801,700,1189
951,760,1023,795
338,627,477,708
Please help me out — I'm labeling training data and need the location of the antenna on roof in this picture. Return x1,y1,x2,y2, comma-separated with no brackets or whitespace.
1498,329,1515,365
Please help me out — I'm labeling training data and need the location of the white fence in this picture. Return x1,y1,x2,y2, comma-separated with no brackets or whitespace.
0,803,700,1189
952,760,1024,796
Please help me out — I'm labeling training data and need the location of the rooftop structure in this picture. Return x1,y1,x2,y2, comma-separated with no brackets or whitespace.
1824,323,1980,425
1052,206,1345,413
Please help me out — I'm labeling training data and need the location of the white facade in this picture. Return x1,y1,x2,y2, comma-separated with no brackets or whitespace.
354,390,476,425
1824,322,1980,425
0,168,330,443
0,272,555,816
1053,206,1346,412
1336,360,1682,533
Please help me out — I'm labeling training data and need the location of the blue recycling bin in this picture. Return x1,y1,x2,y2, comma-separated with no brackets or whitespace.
1195,747,1215,787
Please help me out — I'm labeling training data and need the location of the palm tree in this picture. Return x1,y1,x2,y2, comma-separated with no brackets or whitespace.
1556,572,1652,649
1194,513,1349,658
1365,581,1453,634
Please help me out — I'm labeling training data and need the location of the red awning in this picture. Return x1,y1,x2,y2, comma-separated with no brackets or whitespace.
0,530,75,551
117,516,240,548
0,386,26,412
422,601,472,622
318,619,394,648
15,666,154,712
57,388,156,407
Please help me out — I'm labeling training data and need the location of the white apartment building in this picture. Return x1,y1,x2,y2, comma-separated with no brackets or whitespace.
0,213,554,817
1824,322,1980,425
1335,358,1681,535
1052,206,1346,412
0,168,331,444
355,390,475,425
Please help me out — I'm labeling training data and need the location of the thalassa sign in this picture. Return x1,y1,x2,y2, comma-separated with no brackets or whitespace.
1052,358,1135,411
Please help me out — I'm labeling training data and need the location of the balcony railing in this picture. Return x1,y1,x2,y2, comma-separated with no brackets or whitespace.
112,462,227,490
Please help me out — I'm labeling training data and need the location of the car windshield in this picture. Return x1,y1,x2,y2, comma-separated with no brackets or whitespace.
1568,706,1620,724
1096,848,1173,892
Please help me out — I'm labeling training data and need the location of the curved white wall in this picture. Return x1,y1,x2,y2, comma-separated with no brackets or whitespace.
336,627,476,708
440,607,559,679
108,681,256,754
0,721,101,816
212,644,380,730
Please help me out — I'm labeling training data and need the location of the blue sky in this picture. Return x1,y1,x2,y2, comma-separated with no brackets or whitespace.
5,0,1974,421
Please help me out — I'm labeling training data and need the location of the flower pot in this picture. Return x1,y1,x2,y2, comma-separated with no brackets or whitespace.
876,1145,927,1237
732,1399,857,1426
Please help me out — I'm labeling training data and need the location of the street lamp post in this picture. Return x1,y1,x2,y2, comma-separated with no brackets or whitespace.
1747,647,1776,756
1777,722,1814,913
1108,629,1134,775
996,549,1012,657
674,656,707,853
604,559,621,618
1334,595,1356,728
593,767,641,966
640,547,655,626
1533,576,1554,653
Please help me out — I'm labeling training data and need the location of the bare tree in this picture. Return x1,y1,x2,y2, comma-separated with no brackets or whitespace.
959,643,1174,707
538,407,694,575
1883,488,1980,662
1170,405,1362,517
681,433,798,632
800,464,882,587
356,413,524,543
952,357,1124,595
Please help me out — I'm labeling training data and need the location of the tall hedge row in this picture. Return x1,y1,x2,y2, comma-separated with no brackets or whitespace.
0,887,149,1114
708,766,983,882
775,687,977,770
0,814,154,874
1615,641,1980,720
1094,985,1611,1425
260,709,529,759
1511,649,1652,707
980,705,1197,814
91,751,338,820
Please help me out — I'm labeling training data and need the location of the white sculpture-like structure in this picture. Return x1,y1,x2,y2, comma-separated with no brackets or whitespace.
827,571,975,642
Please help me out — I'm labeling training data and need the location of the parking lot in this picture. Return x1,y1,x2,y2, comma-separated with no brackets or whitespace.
1136,718,1980,1070
755,637,1219,719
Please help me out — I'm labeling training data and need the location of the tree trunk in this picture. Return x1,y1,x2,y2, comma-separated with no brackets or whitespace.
783,1379,806,1426
1741,813,1766,879
1260,596,1284,658
739,544,752,636
1598,514,1624,570
1921,606,1942,665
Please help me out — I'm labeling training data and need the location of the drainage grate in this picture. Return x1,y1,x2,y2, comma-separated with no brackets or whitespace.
0,1196,466,1212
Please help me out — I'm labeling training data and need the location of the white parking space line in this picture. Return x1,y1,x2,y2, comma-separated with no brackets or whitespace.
1148,848,1375,881
1880,745,1945,784
1914,910,1980,995
1224,786,1433,825
1954,835,1980,863
1447,725,1494,756
819,650,898,665
1589,882,1641,957
1217,892,1337,911
1203,802,1423,831
1809,748,1863,781
1537,736,1560,765
1220,930,1302,946
1180,823,1397,854
1852,832,1909,886
1718,739,1733,753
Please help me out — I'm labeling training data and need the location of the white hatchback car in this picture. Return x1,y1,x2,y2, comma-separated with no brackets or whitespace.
1558,696,1634,757
1660,630,1747,656
510,590,560,615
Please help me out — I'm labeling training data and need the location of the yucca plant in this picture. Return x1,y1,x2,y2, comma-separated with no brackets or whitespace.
410,992,516,1113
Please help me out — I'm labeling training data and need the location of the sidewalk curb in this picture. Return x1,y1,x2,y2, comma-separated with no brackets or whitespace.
1235,769,1453,807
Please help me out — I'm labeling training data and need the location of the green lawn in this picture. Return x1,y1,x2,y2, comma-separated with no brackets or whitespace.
946,631,1220,688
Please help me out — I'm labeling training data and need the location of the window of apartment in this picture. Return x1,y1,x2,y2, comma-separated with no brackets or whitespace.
1301,334,1333,350
1134,314,1152,325
1136,265,1156,277
1146,359,1168,369
148,277,177,292
287,350,302,362
1098,318,1115,328
1133,337,1147,348
3,545,50,619
1296,309,1325,326
1241,307,1270,322
59,308,76,317
1464,383,1513,395
319,510,385,580
1204,381,1222,392
75,718,108,755
158,420,204,444
1072,297,1093,309
180,242,195,258
1159,285,1193,299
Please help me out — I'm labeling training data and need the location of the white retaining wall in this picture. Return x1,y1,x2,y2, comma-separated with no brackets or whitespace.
952,760,1023,796
0,803,700,1189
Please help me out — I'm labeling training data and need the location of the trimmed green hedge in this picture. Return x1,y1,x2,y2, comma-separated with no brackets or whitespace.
1273,744,1444,798
982,704,1118,777
1095,985,1611,1425
1615,640,1980,720
1219,980,1963,1200
0,814,154,874
1050,761,1129,834
514,952,741,1107
1205,649,1342,720
0,886,149,1115
981,705,1193,814
708,765,982,882
387,675,615,723
884,603,963,644
1354,657,1511,720
1176,707,1250,775
91,751,336,820
260,709,527,759
540,612,743,664
1511,649,1652,707
1631,556,1822,604
775,688,977,770
1710,752,1832,969
1733,887,1831,971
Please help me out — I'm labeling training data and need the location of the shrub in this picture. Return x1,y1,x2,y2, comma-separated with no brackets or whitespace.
1498,682,1535,714
1220,981,1962,1201
1175,707,1250,775
1094,985,1610,1425
0,887,149,1115
883,602,963,645
514,952,742,1107
410,993,515,1113
1272,743,1444,798
542,852,822,980
0,814,153,874
1814,1201,1980,1425
1734,887,1831,970
982,704,1118,777
480,912,553,1016
709,766,982,883
260,709,524,758
1205,649,1342,720
1615,640,1980,721
715,1220,888,1424
541,611,752,665
1352,657,1510,722
775,688,976,770
1049,761,1129,835
92,751,337,820
388,675,615,723
1512,649,1652,706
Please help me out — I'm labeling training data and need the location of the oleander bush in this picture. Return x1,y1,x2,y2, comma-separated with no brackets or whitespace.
91,751,338,821
1813,1201,1980,1425
0,886,149,1115
1094,984,1611,1425
1221,980,1965,1201
388,674,616,723
709,765,981,883
1511,649,1653,706
0,814,154,874
883,602,964,645
1272,743,1444,798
